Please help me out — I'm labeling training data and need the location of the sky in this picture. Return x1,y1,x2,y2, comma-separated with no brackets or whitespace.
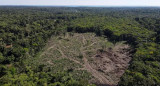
0,0,160,6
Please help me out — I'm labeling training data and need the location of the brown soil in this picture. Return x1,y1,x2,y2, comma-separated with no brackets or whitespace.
89,44,131,85
80,36,131,86
38,33,132,86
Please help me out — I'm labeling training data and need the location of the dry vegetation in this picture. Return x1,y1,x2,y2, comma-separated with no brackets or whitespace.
28,33,131,85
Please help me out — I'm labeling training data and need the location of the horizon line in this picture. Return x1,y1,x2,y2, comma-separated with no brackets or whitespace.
0,5,160,8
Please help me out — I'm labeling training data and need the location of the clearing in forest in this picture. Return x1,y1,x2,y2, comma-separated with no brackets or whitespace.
28,33,132,86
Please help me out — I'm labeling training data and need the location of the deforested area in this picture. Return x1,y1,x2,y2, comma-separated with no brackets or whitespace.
26,33,131,85
0,6,160,86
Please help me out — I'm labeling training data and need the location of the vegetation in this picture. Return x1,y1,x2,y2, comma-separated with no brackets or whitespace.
0,6,160,85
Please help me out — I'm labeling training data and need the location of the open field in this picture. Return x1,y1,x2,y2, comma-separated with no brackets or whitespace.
27,32,131,85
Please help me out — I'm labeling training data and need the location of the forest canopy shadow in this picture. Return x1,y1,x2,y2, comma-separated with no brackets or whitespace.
67,26,138,47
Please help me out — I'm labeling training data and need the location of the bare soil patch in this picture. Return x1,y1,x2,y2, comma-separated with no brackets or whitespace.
89,44,131,85
29,33,132,86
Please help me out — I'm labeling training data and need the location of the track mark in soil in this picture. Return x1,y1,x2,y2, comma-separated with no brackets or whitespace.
81,35,112,85
37,33,131,86
39,45,55,58
83,54,112,85
58,40,83,65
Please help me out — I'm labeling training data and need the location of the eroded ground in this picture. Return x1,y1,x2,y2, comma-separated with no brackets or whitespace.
28,33,132,86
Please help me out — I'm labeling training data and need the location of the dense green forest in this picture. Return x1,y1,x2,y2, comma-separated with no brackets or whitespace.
0,6,160,86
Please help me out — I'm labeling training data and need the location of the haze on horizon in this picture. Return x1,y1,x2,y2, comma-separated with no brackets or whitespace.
0,0,160,7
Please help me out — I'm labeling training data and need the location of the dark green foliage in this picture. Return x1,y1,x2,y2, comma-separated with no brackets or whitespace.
0,52,4,63
0,6,160,85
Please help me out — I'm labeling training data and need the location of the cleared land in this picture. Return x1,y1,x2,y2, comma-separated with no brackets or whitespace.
28,33,131,85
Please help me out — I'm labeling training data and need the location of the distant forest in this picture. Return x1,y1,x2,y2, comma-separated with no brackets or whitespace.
0,6,160,86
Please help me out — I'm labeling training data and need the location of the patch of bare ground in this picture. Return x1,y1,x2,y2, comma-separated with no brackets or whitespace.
33,33,132,86
89,44,131,85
